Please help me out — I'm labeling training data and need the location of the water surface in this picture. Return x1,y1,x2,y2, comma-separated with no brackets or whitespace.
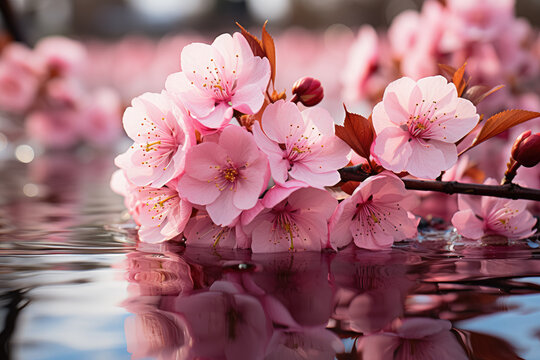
1,152,539,359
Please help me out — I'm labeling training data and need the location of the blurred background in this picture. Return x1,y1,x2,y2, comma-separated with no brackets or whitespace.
6,0,540,40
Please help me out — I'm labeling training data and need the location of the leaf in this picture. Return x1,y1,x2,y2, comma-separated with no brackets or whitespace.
335,105,375,159
438,63,457,80
341,181,360,195
452,62,468,96
235,22,265,58
463,84,504,105
261,20,276,86
471,109,540,147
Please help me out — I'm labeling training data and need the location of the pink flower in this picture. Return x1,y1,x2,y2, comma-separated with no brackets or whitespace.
244,186,337,253
329,172,418,250
451,178,537,241
178,125,269,226
341,25,380,103
166,32,270,134
80,87,122,147
115,92,195,188
183,210,249,249
0,43,42,114
253,100,350,188
35,36,86,76
358,317,468,360
133,181,192,244
371,75,479,179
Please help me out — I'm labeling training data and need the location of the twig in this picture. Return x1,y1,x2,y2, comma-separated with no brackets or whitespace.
338,165,540,201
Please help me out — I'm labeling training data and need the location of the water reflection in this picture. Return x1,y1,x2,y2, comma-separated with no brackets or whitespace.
121,243,534,359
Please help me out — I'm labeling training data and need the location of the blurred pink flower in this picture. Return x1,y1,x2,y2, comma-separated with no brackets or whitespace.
358,317,468,360
178,125,269,226
115,92,195,188
451,178,537,241
166,32,270,134
341,25,380,102
329,172,417,250
80,87,122,147
35,36,87,76
244,187,337,253
134,181,192,243
371,75,479,179
253,100,349,189
0,43,42,114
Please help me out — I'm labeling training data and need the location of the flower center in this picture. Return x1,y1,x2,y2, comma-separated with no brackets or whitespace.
223,168,238,182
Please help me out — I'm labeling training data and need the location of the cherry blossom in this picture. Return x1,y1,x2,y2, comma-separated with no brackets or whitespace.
451,178,537,241
244,187,337,253
178,125,269,227
166,32,270,134
0,43,43,114
115,91,195,188
134,181,192,244
253,100,350,189
328,172,418,250
371,75,479,179
183,210,249,249
35,36,87,76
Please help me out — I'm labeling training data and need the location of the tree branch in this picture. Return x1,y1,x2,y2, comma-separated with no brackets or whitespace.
338,165,540,201
0,0,25,44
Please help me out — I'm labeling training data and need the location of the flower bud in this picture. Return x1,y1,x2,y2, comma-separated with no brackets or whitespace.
291,77,323,107
511,130,540,167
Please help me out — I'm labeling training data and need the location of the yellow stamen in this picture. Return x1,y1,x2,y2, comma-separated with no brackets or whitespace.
145,141,161,152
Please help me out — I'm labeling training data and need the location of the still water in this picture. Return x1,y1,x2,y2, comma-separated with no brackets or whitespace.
0,152,539,359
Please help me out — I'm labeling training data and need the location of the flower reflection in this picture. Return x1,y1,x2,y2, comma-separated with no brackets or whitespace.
120,244,532,359
358,317,468,360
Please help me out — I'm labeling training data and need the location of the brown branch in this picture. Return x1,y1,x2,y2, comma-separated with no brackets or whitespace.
0,0,25,44
338,165,540,201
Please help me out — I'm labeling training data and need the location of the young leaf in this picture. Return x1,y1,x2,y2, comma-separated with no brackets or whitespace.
452,62,468,96
471,109,540,148
235,22,265,58
438,63,457,80
463,84,504,105
261,20,276,86
335,105,375,159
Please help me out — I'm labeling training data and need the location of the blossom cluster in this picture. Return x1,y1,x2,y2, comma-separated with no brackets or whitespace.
0,37,121,148
342,0,540,115
112,27,538,253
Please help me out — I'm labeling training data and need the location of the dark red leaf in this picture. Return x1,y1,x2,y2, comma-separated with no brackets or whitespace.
235,22,265,58
471,109,540,148
463,84,505,105
261,20,276,86
335,105,375,159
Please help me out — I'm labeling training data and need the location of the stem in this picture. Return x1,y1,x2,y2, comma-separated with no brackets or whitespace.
0,0,25,43
338,165,540,201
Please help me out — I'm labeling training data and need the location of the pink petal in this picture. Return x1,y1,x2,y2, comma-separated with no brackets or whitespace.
261,101,304,144
206,189,241,226
177,174,220,205
231,83,265,114
372,127,412,173
451,209,485,239
406,138,450,179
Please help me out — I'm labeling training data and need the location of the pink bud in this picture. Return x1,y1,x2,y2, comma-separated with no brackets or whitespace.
291,77,324,107
511,130,540,167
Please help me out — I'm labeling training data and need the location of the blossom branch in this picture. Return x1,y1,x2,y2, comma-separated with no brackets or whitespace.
338,165,540,201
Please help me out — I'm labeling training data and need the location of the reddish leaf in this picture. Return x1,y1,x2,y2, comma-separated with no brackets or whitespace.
341,181,360,195
235,22,265,58
452,62,468,96
463,84,505,105
261,20,276,86
335,105,375,159
471,109,540,148
438,63,457,80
